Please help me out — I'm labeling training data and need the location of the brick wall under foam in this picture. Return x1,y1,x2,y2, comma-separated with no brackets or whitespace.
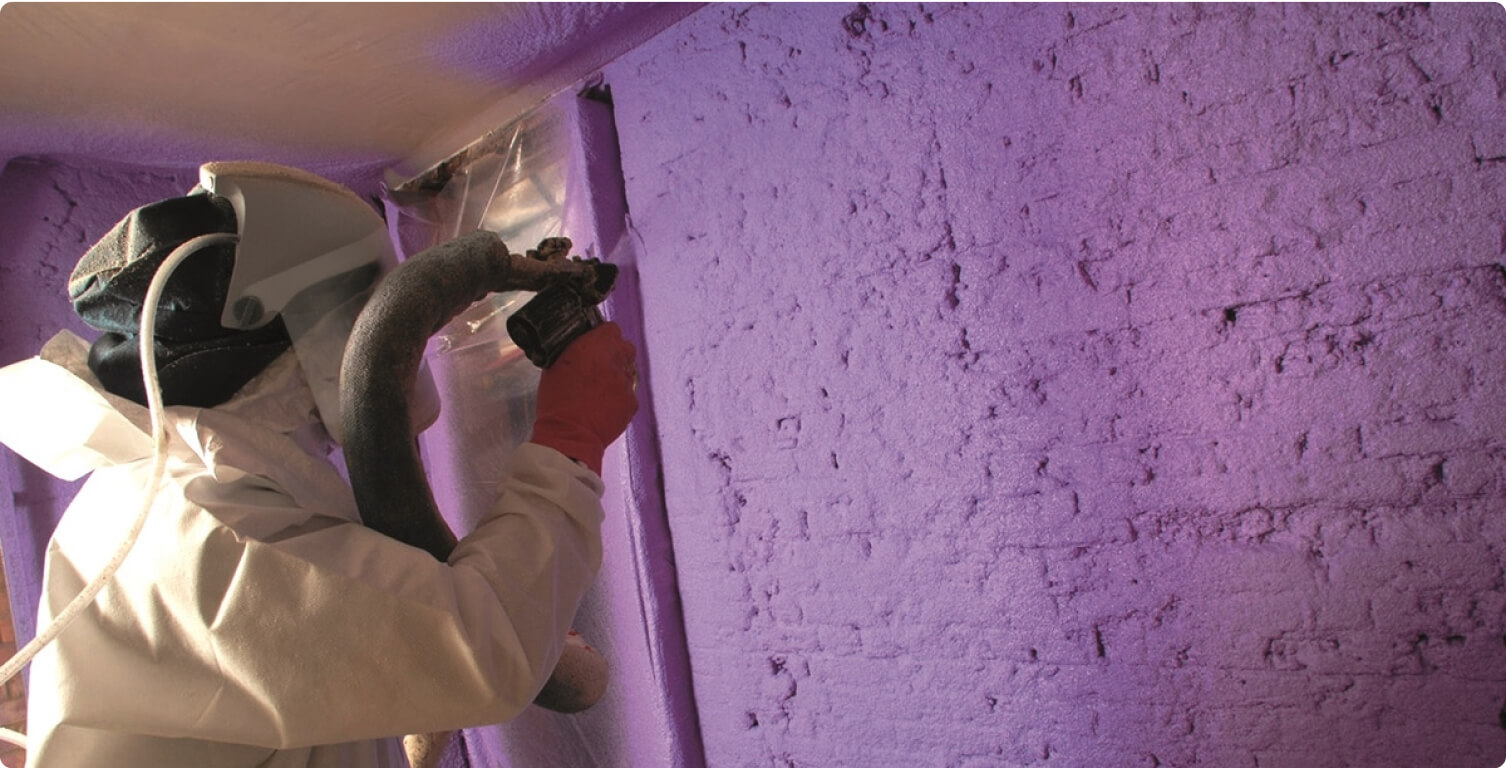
606,4,1506,766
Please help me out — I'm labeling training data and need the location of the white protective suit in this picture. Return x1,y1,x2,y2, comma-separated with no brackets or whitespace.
0,330,604,767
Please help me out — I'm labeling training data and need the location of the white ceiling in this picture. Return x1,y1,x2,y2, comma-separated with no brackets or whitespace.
0,3,693,179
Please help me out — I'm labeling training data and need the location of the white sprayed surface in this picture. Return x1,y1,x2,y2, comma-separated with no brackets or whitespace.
0,3,691,173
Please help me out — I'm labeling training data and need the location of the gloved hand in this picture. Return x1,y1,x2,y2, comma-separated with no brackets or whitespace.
529,322,639,475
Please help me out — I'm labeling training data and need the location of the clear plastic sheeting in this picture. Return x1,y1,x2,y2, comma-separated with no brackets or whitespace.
407,102,584,530
425,288,541,522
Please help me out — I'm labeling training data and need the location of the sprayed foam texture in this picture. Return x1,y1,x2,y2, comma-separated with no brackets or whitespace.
605,4,1506,766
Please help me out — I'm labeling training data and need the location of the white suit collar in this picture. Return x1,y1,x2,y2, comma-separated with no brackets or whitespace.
0,330,358,522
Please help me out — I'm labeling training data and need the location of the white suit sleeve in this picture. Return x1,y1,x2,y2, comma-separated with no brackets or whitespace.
39,443,604,749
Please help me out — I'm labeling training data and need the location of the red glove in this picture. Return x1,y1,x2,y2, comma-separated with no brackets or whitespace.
529,322,639,475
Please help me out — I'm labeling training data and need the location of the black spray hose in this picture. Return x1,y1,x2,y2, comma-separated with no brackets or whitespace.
339,229,615,562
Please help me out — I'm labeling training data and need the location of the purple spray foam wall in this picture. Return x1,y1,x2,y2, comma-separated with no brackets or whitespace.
606,4,1506,767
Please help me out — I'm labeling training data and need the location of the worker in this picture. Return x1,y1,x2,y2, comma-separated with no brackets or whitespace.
0,162,638,766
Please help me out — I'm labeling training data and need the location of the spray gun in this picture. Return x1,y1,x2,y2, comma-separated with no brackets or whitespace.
505,237,618,369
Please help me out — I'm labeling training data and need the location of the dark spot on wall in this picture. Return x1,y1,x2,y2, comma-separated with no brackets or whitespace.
1223,306,1239,325
710,451,732,472
945,262,963,308
1076,261,1098,291
842,4,872,38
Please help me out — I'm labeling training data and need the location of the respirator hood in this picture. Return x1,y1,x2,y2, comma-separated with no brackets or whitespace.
68,161,404,420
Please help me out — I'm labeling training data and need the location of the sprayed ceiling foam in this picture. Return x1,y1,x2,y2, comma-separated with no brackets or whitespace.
0,3,694,175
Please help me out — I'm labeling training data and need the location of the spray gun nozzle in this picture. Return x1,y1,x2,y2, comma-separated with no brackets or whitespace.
507,259,617,368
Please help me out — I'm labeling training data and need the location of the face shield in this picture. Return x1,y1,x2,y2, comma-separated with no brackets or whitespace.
199,161,438,443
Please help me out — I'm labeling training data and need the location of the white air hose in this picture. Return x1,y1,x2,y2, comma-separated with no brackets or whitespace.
0,232,240,751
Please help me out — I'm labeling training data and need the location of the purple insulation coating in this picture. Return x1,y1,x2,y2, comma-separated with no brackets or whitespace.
572,92,707,768
604,3,1506,767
